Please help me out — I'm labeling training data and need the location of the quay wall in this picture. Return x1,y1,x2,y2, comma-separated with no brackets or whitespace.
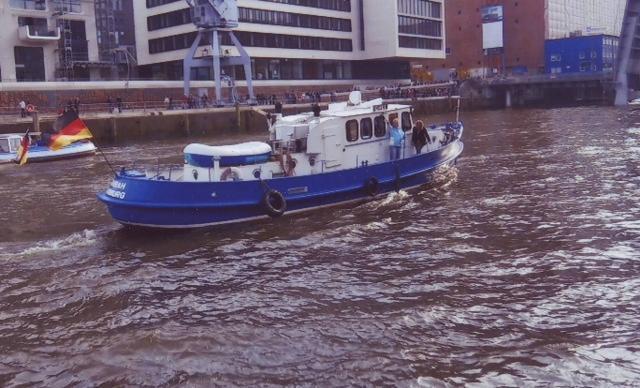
0,97,462,142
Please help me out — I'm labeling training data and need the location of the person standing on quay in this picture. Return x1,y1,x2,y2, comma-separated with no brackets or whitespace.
18,100,26,118
389,118,404,161
73,96,80,114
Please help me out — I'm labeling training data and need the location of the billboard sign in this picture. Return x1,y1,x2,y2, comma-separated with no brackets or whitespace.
482,5,504,51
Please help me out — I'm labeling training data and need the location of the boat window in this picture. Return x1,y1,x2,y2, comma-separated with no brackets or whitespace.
402,112,412,132
374,115,386,137
360,117,372,140
8,138,21,153
346,120,359,142
0,139,9,153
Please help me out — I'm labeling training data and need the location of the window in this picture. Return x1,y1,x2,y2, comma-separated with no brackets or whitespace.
258,0,351,12
401,112,412,131
9,137,20,152
346,120,358,142
146,0,180,7
591,50,597,59
0,139,9,153
18,17,49,36
14,46,45,81
398,36,442,50
579,51,586,59
398,16,442,37
374,115,386,137
149,31,353,54
360,118,372,139
10,0,46,10
550,54,561,62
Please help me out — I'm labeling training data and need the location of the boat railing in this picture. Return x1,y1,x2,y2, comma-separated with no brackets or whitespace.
143,162,184,181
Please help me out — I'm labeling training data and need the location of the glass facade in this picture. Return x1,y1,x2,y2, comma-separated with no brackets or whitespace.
148,7,351,32
397,0,443,50
146,0,351,11
546,0,625,39
398,36,442,50
146,0,180,8
139,58,409,81
397,0,441,18
258,0,351,12
149,31,353,54
398,16,441,37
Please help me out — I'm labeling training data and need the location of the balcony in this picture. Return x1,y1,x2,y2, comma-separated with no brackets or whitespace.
18,25,61,42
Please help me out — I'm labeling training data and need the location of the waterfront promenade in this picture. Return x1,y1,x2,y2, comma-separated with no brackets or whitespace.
0,95,461,142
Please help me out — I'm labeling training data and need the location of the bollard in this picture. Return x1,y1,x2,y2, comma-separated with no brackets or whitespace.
110,116,118,142
32,111,40,133
235,102,241,131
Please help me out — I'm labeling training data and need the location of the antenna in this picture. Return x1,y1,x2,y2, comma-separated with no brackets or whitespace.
183,0,256,106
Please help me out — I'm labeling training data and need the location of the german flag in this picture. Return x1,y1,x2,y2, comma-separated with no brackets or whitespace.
49,110,93,151
14,129,30,166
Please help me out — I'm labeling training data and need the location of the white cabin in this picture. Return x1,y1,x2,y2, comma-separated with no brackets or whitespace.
180,92,454,183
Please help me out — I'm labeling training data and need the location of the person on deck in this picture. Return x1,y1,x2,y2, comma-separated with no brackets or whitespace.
389,118,404,161
411,120,428,154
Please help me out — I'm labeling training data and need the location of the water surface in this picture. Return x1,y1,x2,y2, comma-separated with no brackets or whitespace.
1,107,639,386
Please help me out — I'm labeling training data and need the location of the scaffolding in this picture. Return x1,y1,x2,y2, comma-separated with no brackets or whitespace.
51,0,74,80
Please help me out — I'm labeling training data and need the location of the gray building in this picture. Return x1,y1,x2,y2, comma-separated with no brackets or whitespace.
0,0,101,82
94,0,137,79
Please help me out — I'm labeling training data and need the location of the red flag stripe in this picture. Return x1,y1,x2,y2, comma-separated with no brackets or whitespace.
59,119,90,136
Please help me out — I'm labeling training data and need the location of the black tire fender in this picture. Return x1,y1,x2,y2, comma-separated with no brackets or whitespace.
364,177,380,197
263,189,287,217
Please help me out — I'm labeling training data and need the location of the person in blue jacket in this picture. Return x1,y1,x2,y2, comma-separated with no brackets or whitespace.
389,118,404,161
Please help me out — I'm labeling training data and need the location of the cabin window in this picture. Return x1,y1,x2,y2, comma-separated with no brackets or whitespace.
401,112,412,131
8,138,21,152
360,117,373,139
374,115,386,137
0,139,9,153
346,119,359,142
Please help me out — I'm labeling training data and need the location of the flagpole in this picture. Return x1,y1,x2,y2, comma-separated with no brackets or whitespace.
94,143,118,177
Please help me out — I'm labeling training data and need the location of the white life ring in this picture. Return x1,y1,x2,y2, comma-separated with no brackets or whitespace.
220,167,242,181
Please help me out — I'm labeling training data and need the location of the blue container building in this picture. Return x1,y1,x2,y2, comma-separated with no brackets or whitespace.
545,34,619,75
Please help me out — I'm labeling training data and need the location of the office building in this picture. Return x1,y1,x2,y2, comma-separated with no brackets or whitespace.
545,35,619,75
425,0,626,78
95,0,137,79
0,0,101,82
134,0,446,83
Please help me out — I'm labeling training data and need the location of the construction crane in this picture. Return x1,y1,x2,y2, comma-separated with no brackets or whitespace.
183,0,256,105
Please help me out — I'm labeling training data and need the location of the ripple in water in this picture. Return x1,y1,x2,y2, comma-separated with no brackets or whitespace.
0,107,639,385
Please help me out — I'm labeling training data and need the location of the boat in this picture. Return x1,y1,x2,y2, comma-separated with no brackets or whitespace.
0,133,96,164
97,92,464,229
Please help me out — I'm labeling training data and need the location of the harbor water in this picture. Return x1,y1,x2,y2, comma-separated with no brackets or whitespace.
1,107,639,385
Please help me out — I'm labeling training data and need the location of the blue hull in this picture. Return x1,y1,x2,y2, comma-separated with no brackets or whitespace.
97,140,463,228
